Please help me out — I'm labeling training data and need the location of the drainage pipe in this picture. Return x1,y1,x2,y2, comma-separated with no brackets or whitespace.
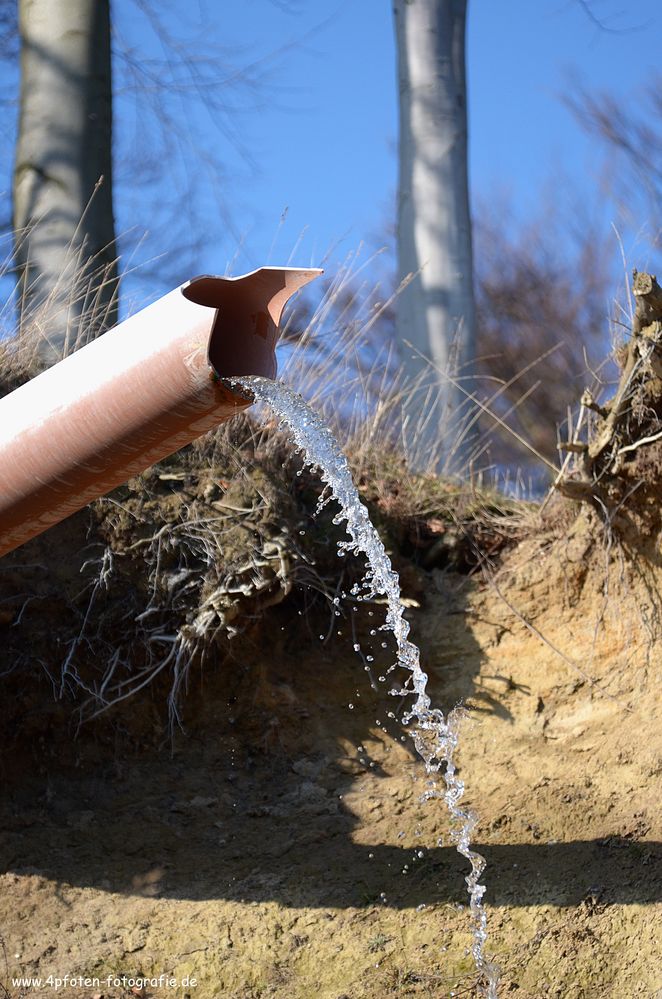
0,266,321,557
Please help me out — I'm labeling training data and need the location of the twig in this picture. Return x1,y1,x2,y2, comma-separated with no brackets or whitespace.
617,427,662,455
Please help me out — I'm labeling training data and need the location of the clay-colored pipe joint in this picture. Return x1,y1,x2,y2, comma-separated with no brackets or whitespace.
0,266,322,557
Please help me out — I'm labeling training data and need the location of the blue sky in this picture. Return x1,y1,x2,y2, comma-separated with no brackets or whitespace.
1,0,660,304
185,0,660,277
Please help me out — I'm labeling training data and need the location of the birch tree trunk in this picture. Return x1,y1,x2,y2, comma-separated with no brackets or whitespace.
393,0,475,472
13,0,117,367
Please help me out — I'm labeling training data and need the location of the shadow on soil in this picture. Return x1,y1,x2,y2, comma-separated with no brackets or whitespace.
2,759,659,911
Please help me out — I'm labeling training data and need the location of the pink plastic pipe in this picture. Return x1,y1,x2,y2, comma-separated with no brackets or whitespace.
0,266,322,557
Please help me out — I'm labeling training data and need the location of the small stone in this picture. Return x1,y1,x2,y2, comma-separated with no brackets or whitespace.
189,796,218,808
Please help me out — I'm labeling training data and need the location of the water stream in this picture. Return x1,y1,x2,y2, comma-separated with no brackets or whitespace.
233,375,500,998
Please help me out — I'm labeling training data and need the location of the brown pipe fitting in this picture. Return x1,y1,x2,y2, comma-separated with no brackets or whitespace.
0,266,321,557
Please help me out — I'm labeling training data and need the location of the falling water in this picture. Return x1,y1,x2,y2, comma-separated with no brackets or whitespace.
233,375,499,998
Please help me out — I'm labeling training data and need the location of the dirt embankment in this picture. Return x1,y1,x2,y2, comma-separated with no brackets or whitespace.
1,471,660,999
1,274,662,998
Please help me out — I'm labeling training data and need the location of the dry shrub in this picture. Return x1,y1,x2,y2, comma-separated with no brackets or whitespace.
474,196,615,469
565,75,662,249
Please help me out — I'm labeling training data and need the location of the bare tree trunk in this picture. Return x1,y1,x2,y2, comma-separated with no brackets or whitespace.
393,0,476,472
13,0,117,367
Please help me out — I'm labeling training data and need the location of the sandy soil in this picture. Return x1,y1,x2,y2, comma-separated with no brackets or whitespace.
1,510,660,999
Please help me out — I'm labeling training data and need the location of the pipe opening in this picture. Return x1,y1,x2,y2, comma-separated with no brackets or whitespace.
182,266,322,385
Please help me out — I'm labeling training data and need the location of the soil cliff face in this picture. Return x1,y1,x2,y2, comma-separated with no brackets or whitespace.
0,483,660,998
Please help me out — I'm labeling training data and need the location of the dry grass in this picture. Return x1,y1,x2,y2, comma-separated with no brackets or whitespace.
1,223,119,392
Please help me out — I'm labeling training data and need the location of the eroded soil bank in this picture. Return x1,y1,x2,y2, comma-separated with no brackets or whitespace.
1,502,660,998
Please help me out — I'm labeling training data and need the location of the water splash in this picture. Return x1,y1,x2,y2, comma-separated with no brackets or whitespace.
234,375,499,997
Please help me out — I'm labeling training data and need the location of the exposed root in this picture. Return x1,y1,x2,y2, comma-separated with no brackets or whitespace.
556,269,662,544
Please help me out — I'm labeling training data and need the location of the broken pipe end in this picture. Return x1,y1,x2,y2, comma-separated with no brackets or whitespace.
184,266,323,385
